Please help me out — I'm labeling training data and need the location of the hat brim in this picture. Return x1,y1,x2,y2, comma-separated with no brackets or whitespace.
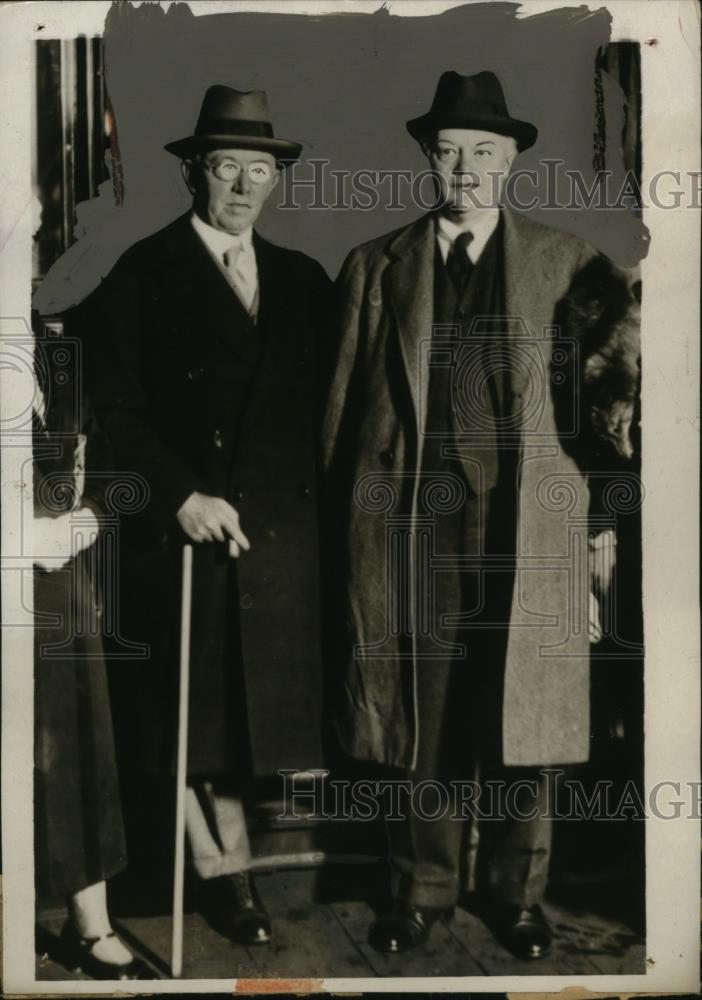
407,112,537,152
164,134,302,164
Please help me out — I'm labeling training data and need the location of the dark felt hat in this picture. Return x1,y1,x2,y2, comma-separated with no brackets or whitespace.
407,71,537,152
165,85,302,162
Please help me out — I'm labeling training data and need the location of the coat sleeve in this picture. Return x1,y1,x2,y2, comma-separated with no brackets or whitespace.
79,255,205,537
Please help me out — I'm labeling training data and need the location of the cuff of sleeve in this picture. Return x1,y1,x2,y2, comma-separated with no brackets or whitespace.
80,495,105,521
588,529,617,550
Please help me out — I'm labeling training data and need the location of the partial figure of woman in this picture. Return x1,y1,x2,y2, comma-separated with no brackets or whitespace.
32,334,154,981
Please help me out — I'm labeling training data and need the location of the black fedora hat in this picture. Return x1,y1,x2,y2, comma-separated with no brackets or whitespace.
407,71,537,152
165,85,302,163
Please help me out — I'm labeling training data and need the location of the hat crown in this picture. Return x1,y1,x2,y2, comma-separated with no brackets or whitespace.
406,69,537,151
431,71,509,120
164,84,301,161
196,86,272,130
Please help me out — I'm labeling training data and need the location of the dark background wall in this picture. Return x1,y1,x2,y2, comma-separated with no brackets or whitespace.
33,1,646,315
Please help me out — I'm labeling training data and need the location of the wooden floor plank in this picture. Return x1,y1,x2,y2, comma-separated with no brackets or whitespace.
238,874,373,978
35,957,93,982
116,911,262,980
35,870,643,982
543,900,645,975
242,906,372,978
588,941,646,976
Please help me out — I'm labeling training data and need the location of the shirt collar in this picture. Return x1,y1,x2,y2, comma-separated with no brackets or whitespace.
190,211,254,258
435,209,500,264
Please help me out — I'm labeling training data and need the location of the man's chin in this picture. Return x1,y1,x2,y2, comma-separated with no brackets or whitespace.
219,208,256,232
452,190,495,210
444,201,480,217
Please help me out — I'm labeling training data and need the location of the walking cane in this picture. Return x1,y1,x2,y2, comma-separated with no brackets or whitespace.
171,544,193,978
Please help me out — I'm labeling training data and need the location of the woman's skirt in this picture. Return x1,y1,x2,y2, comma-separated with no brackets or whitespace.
34,553,127,897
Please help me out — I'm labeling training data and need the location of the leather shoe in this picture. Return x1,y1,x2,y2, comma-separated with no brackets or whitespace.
368,899,453,954
497,903,552,960
200,871,271,946
59,921,157,979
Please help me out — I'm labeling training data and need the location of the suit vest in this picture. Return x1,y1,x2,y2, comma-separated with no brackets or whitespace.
421,218,506,495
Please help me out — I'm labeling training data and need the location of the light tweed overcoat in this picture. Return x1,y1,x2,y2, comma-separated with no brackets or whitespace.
322,208,608,770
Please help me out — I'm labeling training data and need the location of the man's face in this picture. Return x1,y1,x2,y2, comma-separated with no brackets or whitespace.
425,129,517,217
184,148,280,234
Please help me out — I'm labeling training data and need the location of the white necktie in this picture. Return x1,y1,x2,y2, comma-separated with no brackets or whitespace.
223,243,257,313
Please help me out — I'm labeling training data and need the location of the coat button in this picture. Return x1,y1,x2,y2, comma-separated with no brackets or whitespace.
232,488,244,502
300,484,311,498
240,593,253,610
213,429,223,448
379,448,395,467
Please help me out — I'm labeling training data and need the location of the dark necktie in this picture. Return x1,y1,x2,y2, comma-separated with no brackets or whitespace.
445,230,474,296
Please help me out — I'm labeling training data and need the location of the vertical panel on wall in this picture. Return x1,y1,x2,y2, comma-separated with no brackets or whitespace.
34,40,64,284
74,38,89,210
92,38,108,195
603,41,642,203
33,37,106,286
59,39,77,253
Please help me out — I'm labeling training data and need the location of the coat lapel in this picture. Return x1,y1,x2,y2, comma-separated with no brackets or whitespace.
386,210,555,429
159,214,256,352
252,231,284,334
237,233,291,430
386,214,437,424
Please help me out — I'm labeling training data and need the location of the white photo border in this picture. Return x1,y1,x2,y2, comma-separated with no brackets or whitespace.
1,0,699,994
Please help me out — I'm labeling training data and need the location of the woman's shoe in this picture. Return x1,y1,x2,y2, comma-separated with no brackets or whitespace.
59,920,157,980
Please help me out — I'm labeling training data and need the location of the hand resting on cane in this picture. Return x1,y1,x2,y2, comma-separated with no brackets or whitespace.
176,491,251,558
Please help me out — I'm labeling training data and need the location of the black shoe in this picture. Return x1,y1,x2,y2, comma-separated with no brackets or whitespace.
497,903,552,960
368,899,454,954
200,871,271,946
59,921,157,980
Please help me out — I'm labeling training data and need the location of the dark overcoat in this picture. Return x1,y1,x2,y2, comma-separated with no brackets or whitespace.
82,213,332,777
322,208,635,770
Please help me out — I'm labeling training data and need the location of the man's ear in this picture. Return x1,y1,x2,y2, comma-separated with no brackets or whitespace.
181,159,196,194
505,138,518,171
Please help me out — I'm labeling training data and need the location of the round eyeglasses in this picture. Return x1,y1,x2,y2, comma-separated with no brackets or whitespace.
202,159,273,184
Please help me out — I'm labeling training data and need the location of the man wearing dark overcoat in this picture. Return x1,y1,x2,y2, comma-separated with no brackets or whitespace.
322,71,638,958
83,86,331,945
